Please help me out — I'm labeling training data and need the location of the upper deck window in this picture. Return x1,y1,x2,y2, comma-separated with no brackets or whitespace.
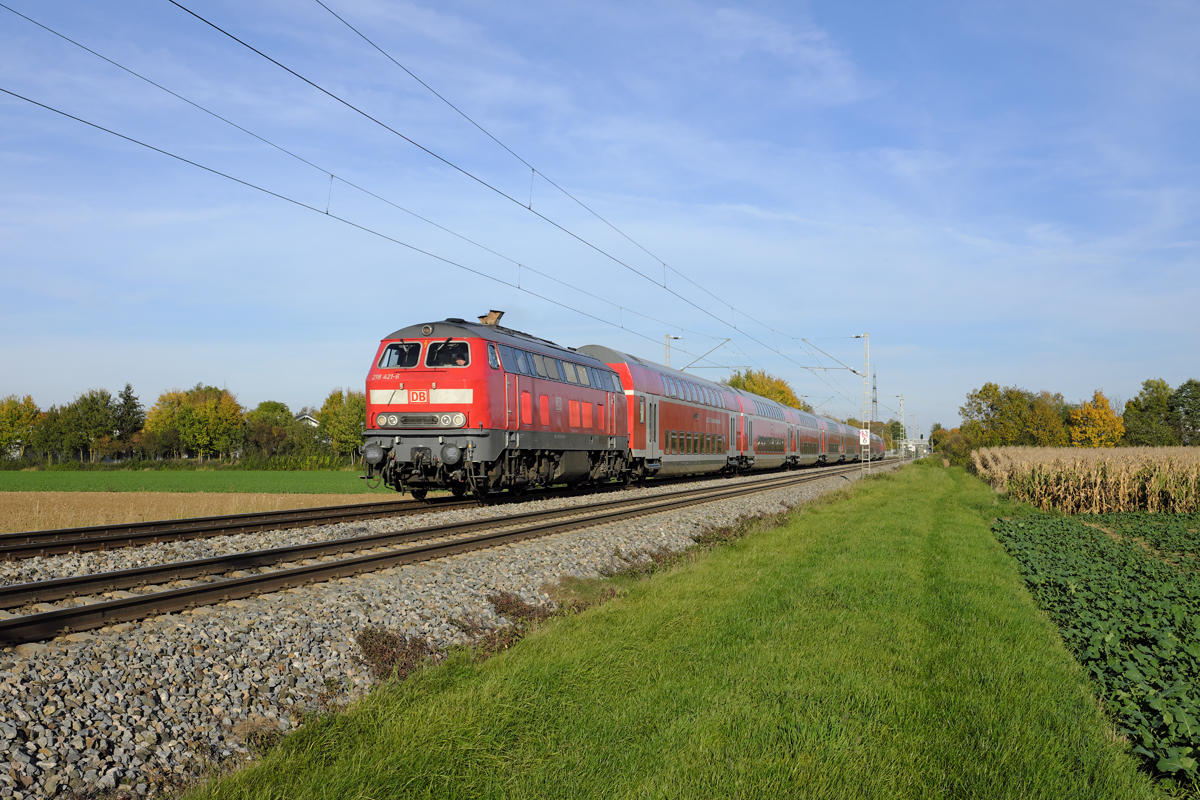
378,342,422,369
425,340,471,368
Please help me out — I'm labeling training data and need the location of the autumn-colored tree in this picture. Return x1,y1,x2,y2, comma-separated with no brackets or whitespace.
318,389,366,461
143,385,245,460
722,370,811,411
0,395,41,459
1068,390,1124,447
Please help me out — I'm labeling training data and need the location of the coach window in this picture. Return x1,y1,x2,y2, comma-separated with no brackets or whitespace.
487,344,499,370
576,366,591,387
425,340,470,368
639,396,645,423
531,353,550,379
378,342,422,369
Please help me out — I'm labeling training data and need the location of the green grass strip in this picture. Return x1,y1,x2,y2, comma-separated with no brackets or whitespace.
0,470,393,494
189,465,1163,799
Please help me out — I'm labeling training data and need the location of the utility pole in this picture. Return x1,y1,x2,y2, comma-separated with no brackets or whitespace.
895,394,906,458
854,333,870,475
665,335,681,367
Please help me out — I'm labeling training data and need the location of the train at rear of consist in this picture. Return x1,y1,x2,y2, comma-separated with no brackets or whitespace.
360,312,884,499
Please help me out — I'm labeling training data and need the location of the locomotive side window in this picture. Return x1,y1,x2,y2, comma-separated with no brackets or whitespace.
531,353,550,379
487,343,499,370
562,362,579,384
378,342,422,369
497,345,518,373
515,350,530,375
553,359,567,381
576,366,591,387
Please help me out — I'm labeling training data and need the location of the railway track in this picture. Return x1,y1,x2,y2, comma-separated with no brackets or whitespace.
0,463,880,645
0,462,887,560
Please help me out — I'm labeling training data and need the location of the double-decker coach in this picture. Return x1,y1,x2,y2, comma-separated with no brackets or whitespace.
579,344,881,479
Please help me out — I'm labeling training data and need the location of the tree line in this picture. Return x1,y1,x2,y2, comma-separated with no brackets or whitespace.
929,378,1200,465
0,384,367,468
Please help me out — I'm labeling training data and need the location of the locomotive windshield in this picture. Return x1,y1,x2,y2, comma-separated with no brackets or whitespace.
426,340,471,368
378,342,422,369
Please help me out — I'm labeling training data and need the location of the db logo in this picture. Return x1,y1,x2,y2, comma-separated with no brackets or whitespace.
409,390,428,403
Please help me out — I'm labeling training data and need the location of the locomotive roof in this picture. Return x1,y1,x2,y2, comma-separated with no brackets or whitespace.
383,319,609,368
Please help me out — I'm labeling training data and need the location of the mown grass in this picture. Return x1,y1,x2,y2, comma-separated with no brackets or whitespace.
0,470,394,494
187,464,1165,800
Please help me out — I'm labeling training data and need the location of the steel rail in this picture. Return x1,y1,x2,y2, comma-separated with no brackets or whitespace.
0,471,812,609
0,461,884,560
0,464,878,644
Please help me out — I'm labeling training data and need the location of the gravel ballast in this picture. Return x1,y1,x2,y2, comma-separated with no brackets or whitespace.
0,464,897,798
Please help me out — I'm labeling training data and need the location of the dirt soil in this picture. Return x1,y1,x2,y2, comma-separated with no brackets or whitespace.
0,491,409,534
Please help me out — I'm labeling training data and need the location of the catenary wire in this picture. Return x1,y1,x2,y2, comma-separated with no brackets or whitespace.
165,0,862,386
0,3,734,363
311,0,867,366
0,85,728,365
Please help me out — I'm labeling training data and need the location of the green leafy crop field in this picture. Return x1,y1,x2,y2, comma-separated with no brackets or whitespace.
0,470,393,494
994,514,1200,784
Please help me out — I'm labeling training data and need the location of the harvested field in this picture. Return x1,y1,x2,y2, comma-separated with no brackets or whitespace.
973,446,1200,513
0,491,406,534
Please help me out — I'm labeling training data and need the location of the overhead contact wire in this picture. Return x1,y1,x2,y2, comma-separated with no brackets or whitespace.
167,0,841,380
0,86,727,364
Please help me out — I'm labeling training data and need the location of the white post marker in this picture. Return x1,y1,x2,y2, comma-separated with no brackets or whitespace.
860,428,871,475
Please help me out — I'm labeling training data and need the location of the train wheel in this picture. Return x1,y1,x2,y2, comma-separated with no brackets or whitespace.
450,486,466,498
410,489,428,502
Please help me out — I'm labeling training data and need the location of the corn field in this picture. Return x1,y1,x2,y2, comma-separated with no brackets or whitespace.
972,447,1200,513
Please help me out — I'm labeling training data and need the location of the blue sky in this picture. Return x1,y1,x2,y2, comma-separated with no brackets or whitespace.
2,0,1198,433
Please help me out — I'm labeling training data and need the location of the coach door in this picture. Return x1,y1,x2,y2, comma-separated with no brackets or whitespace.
505,374,518,431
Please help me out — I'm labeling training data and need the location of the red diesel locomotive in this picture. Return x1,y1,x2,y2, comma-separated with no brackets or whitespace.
360,312,884,498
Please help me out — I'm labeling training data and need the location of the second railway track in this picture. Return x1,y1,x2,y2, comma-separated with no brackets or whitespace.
0,464,882,644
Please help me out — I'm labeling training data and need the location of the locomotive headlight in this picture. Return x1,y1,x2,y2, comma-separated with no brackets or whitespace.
376,413,387,427
363,442,384,465
387,414,399,426
440,414,452,426
440,444,462,465
452,413,465,427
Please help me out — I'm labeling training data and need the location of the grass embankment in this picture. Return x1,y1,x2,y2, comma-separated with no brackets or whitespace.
190,465,1164,800
0,470,393,494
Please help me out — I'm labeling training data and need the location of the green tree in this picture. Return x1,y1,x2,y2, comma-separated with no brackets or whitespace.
114,383,146,448
28,407,65,462
1173,379,1200,446
318,389,366,461
0,395,41,459
58,389,117,462
722,370,812,411
1122,379,1178,446
246,401,293,456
